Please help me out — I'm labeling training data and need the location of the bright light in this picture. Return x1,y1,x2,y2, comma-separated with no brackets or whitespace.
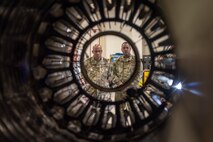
174,82,182,90
168,79,173,86
67,28,71,32
152,95,162,105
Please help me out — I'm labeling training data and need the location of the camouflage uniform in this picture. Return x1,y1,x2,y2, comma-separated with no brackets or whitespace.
84,57,112,99
113,55,135,84
112,55,139,100
84,57,111,87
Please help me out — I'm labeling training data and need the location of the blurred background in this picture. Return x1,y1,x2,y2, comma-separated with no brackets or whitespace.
160,0,213,142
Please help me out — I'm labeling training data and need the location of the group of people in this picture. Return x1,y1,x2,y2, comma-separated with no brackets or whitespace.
84,42,136,90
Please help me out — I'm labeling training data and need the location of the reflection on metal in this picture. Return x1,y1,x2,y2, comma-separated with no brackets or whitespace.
102,105,117,129
174,82,182,90
0,0,179,141
54,83,79,104
120,102,135,127
42,55,70,69
53,21,79,40
83,103,101,126
155,54,176,70
66,7,89,29
45,71,72,87
45,37,73,53
152,71,174,90
67,95,90,117
133,98,150,119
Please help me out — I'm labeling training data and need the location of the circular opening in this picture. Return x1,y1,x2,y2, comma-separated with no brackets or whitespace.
82,34,138,91
69,21,153,102
29,0,177,141
80,31,140,92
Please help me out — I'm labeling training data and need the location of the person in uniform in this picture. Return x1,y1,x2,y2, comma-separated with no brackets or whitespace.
112,42,140,100
113,42,136,85
84,44,112,100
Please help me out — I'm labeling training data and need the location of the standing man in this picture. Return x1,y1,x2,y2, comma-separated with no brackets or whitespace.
84,44,112,99
112,42,140,100
113,42,136,84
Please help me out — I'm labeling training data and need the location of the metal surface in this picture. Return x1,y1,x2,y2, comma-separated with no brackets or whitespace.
2,0,211,141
